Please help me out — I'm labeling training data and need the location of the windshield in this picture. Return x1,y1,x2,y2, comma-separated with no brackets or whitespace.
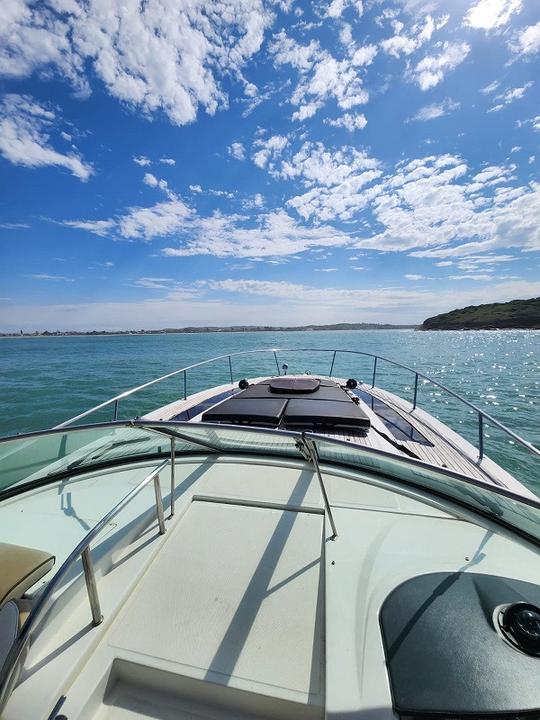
0,420,539,545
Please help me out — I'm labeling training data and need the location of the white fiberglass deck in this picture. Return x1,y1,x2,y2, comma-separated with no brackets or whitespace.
2,451,540,720
108,501,324,709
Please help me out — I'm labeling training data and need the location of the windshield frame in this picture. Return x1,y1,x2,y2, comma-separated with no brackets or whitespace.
1,419,539,546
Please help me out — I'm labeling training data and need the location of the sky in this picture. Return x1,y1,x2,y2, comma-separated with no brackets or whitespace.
0,0,539,330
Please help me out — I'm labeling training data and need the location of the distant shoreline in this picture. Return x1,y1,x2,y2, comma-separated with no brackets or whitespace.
0,323,417,337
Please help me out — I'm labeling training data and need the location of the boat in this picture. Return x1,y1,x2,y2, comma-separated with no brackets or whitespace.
0,347,539,720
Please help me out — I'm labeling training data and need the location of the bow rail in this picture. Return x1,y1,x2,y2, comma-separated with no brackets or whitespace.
54,347,540,463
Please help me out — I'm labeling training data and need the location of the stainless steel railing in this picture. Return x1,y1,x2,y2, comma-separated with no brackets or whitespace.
54,347,540,464
0,457,171,710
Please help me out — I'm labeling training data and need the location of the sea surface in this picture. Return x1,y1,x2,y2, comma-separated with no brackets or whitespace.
1,330,539,494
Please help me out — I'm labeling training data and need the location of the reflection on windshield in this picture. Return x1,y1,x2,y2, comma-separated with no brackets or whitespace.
0,420,538,545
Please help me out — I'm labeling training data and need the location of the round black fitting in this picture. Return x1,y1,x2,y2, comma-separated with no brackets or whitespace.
238,379,249,390
500,602,540,656
346,378,358,389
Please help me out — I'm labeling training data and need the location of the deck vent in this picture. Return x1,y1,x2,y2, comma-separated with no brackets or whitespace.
499,602,540,656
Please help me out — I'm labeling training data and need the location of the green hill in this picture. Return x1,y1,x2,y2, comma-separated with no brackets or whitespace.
420,297,540,330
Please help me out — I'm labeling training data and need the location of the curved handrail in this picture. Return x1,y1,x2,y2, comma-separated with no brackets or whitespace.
53,347,540,462
0,457,170,711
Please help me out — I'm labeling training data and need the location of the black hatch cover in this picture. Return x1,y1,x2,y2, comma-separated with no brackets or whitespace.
284,398,370,428
380,572,540,715
201,378,371,429
269,377,320,394
201,398,287,426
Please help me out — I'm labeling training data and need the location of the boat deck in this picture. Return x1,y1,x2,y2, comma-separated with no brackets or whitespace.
142,375,528,495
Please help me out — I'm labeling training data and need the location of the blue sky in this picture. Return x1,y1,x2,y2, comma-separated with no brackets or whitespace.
1,0,539,330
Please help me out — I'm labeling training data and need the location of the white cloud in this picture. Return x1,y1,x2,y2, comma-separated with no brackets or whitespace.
511,22,540,54
143,172,170,194
0,94,93,180
277,141,381,221
62,196,192,242
488,82,533,111
6,278,540,330
162,209,353,258
0,0,274,126
61,219,116,236
133,277,174,289
228,142,246,161
448,273,493,281
325,112,367,131
143,172,158,187
381,14,449,59
252,134,289,169
412,42,470,91
189,184,203,193
464,0,522,31
412,98,459,121
25,273,74,282
480,80,499,94
159,157,175,165
269,31,370,120
278,141,379,187
326,0,364,19
133,155,151,166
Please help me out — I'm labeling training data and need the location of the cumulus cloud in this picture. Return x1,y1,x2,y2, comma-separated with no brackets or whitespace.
252,134,289,169
381,14,448,58
159,157,175,165
326,0,364,19
464,0,522,31
325,112,367,131
228,142,246,160
0,94,93,180
511,22,540,54
133,155,151,166
143,172,170,193
412,42,470,91
0,0,274,126
269,31,370,120
161,209,353,258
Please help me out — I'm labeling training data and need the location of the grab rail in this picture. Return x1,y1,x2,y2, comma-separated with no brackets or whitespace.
0,458,171,710
54,347,540,464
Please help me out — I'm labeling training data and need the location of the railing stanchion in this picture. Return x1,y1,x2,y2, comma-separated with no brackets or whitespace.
153,474,166,535
478,413,484,461
274,351,280,376
329,350,337,377
371,357,378,388
113,399,119,421
228,355,233,385
81,546,103,626
183,370,187,400
297,434,337,539
412,373,419,410
170,438,176,517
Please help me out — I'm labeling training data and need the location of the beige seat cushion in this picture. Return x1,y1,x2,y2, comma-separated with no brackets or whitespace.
0,543,55,606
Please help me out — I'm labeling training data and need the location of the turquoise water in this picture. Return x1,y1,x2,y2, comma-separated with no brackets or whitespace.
1,330,539,492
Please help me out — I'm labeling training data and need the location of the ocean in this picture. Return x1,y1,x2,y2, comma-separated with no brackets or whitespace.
1,329,538,493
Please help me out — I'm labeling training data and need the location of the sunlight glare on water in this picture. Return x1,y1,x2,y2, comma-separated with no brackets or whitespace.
1,329,538,493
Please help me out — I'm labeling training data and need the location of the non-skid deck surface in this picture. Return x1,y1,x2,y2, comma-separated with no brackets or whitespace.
365,385,491,482
109,499,325,708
